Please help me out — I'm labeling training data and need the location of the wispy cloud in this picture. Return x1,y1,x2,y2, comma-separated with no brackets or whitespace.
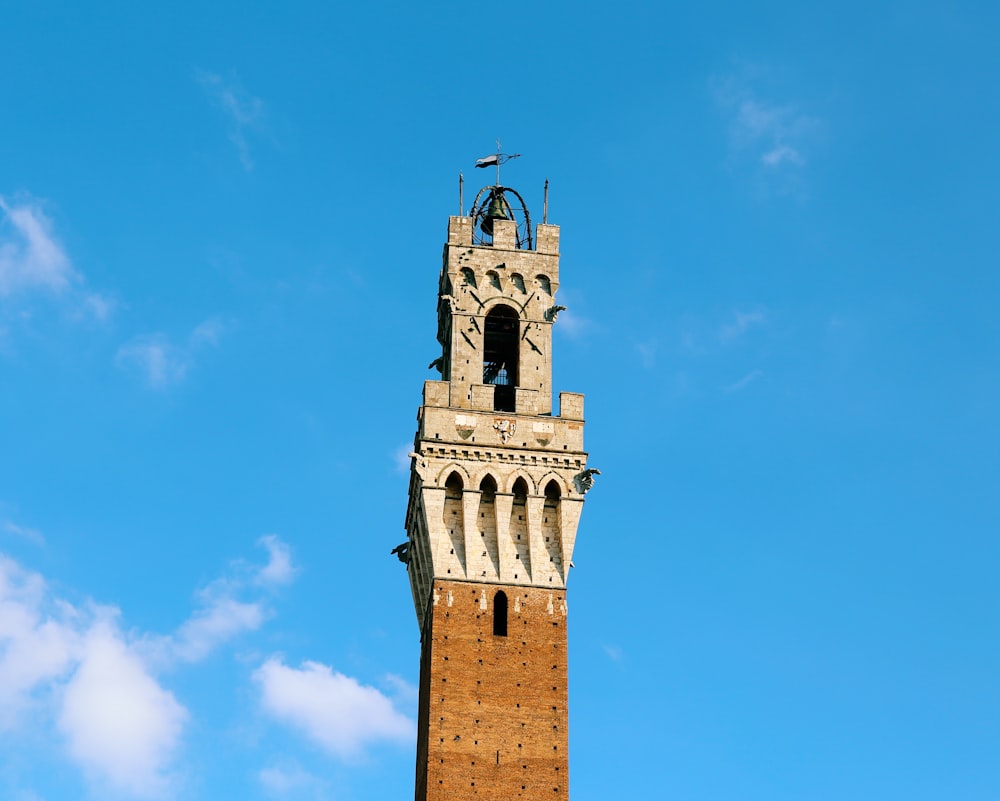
714,68,820,175
383,673,419,716
115,318,227,388
2,520,44,545
254,658,414,759
190,318,225,347
761,143,805,167
602,644,624,663
259,762,329,799
146,535,296,665
0,197,77,296
723,369,764,393
255,534,297,588
81,291,117,321
0,197,116,326
170,595,266,664
635,339,658,370
197,71,266,171
718,309,767,344
115,334,189,387
553,308,590,339
394,443,413,474
550,289,591,341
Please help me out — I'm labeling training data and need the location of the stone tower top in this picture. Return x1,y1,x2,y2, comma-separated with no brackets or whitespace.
401,181,593,631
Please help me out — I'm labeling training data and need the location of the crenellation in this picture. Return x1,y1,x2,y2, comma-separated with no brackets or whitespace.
447,216,473,246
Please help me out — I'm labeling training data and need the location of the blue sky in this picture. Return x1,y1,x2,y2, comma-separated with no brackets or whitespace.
2,1,999,799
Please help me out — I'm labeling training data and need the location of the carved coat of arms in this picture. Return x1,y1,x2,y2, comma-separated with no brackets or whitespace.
493,418,516,444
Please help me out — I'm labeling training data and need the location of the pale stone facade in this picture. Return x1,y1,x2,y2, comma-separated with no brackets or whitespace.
404,214,590,630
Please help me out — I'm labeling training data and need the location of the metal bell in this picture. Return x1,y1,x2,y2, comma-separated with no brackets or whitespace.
480,192,508,236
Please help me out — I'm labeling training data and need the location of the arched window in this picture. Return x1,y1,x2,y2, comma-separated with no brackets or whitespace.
510,478,530,575
512,477,529,504
445,471,464,497
493,590,508,637
544,479,560,506
443,472,465,568
483,305,519,412
543,480,562,576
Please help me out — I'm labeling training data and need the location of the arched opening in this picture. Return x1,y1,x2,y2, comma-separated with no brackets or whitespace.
510,477,530,579
543,479,563,578
445,471,464,497
484,305,519,412
544,479,561,505
479,476,499,578
493,590,508,636
443,472,465,571
536,274,552,295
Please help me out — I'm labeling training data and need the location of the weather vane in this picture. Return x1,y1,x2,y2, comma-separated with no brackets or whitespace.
475,139,521,185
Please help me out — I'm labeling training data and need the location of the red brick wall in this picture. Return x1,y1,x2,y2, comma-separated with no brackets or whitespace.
414,579,570,801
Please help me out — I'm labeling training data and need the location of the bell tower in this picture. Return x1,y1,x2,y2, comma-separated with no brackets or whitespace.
399,172,595,801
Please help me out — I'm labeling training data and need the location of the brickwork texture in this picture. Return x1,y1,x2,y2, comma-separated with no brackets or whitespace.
415,580,569,801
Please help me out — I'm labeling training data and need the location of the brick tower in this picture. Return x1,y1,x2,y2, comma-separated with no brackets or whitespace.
399,175,595,801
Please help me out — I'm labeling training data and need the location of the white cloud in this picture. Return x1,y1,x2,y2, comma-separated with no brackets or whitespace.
718,309,766,344
59,619,188,798
254,658,414,759
715,71,819,172
393,443,413,474
170,596,266,664
602,644,624,663
2,519,45,545
256,535,297,588
723,369,764,393
258,763,328,799
761,143,804,167
553,308,589,339
0,198,77,297
635,339,658,370
550,289,591,340
0,198,114,324
115,334,189,388
146,534,296,665
190,318,225,347
0,536,299,795
198,71,266,171
116,318,226,388
81,291,117,321
734,96,815,169
381,673,418,708
0,555,187,796
0,555,79,729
